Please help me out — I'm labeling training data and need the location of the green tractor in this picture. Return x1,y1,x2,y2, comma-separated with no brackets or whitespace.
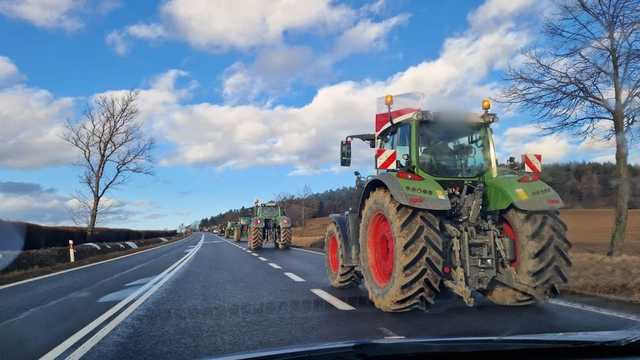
325,93,571,312
224,221,237,239
248,202,292,251
233,216,251,242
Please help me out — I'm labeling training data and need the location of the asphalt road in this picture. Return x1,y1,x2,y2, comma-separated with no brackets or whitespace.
1,232,639,359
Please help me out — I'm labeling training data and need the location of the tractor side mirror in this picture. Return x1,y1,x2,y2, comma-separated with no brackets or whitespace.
340,140,352,167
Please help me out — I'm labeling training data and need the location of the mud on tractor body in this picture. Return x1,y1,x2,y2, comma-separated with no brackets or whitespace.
325,93,571,312
233,216,251,242
248,202,292,251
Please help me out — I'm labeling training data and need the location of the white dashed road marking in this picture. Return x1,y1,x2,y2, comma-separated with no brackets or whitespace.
284,272,305,282
310,289,355,311
258,257,267,261
251,253,259,257
268,263,282,269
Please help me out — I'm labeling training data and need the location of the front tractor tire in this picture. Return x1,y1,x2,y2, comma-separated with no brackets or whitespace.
248,226,264,250
277,227,292,249
484,208,572,305
359,188,444,312
324,222,358,288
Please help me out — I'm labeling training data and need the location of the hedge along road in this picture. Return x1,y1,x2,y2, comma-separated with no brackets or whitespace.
2,232,640,359
0,234,200,360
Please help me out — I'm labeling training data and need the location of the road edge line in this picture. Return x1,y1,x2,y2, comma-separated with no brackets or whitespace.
291,247,324,255
549,299,640,322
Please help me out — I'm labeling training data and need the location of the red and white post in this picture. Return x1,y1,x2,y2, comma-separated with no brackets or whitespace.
68,240,75,263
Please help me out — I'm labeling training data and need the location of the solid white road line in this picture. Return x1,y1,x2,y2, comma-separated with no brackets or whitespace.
310,289,355,311
258,257,267,261
40,237,203,360
284,272,305,282
291,247,324,255
66,239,202,359
0,235,194,291
268,263,282,269
549,299,640,322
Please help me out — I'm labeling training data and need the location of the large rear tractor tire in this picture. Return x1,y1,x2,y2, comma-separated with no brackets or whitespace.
359,188,444,312
234,227,241,242
484,209,571,305
324,222,359,288
277,227,291,249
248,226,264,250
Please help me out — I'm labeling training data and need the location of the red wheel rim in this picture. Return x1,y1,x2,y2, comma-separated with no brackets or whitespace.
367,212,395,287
502,219,519,268
328,234,340,273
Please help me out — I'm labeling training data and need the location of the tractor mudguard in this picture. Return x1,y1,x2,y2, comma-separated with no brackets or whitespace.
485,174,564,211
358,172,450,213
328,213,357,266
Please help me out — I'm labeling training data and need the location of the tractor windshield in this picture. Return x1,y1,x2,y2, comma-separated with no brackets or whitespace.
259,206,278,217
418,122,488,177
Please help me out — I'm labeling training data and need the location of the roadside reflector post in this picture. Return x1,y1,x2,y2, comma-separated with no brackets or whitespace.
69,240,75,263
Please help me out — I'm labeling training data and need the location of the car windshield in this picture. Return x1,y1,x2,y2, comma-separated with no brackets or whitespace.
3,2,640,359
418,122,488,177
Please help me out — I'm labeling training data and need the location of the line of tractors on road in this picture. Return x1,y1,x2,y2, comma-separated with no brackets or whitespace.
215,201,292,251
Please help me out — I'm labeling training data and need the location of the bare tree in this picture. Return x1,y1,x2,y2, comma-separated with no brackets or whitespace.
501,0,639,256
299,184,312,227
64,91,154,238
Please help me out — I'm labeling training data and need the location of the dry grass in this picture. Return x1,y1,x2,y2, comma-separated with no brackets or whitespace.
292,209,640,302
565,252,640,302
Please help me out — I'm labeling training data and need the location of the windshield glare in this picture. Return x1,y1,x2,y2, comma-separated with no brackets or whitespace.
418,122,487,177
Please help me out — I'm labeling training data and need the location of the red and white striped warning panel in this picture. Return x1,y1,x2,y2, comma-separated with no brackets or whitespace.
522,153,542,173
375,92,424,136
376,149,397,170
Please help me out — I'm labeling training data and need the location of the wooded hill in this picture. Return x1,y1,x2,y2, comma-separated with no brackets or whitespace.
199,162,640,229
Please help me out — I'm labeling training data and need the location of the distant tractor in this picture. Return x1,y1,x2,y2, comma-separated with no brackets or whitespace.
325,93,571,312
233,216,251,242
248,202,292,251
224,221,237,238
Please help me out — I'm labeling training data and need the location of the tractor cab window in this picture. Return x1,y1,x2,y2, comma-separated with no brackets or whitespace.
418,122,487,177
378,123,411,167
260,206,277,217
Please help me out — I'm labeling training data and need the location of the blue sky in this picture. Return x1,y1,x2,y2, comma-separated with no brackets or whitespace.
0,0,637,229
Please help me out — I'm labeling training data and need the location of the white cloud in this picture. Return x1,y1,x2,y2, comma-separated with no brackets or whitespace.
156,0,354,50
333,14,409,58
498,125,571,163
0,85,76,168
0,0,84,31
126,23,167,40
106,30,129,56
0,55,21,84
220,14,409,102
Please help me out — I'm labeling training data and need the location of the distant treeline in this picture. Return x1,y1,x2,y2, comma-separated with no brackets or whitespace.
0,220,176,251
199,162,640,229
